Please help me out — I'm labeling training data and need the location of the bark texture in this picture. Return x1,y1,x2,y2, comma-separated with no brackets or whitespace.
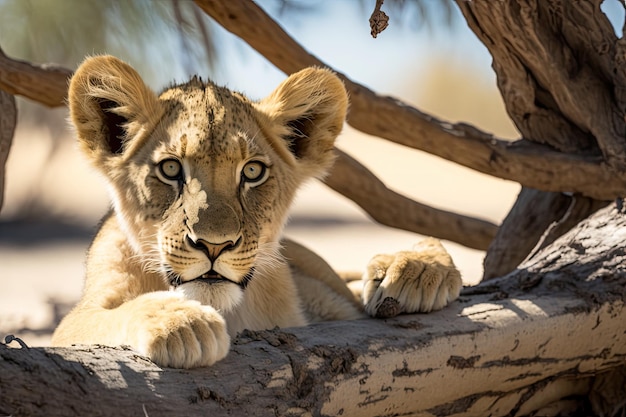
2,202,626,417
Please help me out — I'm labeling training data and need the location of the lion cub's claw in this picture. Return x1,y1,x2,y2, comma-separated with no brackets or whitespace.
124,292,230,368
363,238,462,318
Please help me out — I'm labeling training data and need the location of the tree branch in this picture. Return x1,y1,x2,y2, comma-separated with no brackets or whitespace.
2,203,626,416
194,0,626,200
328,150,496,250
0,47,71,107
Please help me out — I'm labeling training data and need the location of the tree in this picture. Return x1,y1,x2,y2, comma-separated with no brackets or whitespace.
1,0,625,415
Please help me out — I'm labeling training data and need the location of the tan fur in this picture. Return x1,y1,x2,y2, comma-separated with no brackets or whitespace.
52,56,462,368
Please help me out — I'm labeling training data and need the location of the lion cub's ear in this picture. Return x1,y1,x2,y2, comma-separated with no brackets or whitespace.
256,67,348,177
68,55,162,168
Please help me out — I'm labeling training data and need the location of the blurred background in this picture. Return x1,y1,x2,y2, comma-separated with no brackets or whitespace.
3,0,618,346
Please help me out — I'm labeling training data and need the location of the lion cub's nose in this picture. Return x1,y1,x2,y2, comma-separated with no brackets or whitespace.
187,236,239,262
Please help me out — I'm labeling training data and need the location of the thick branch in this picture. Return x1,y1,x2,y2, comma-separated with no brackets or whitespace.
2,204,626,416
327,150,496,250
0,48,71,107
194,0,626,200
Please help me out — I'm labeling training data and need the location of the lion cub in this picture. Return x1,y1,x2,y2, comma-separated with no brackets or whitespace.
52,56,462,368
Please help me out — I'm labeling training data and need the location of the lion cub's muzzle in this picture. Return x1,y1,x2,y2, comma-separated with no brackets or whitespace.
167,235,252,289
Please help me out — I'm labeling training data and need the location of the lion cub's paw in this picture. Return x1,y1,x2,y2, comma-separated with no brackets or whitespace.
362,238,462,318
123,292,230,368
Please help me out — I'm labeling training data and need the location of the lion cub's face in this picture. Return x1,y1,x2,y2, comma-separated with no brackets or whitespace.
69,56,347,311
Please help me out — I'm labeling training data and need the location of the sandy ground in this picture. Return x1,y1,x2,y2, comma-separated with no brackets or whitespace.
0,123,519,347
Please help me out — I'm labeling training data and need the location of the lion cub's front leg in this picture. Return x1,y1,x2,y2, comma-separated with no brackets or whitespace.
362,238,462,318
53,291,230,369
119,292,230,368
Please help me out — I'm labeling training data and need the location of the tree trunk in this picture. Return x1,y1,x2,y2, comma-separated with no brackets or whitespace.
0,87,16,212
2,202,625,417
456,0,621,278
483,188,572,280
483,189,608,280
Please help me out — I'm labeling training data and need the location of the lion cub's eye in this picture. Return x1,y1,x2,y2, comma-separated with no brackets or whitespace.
158,159,183,182
241,161,268,185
